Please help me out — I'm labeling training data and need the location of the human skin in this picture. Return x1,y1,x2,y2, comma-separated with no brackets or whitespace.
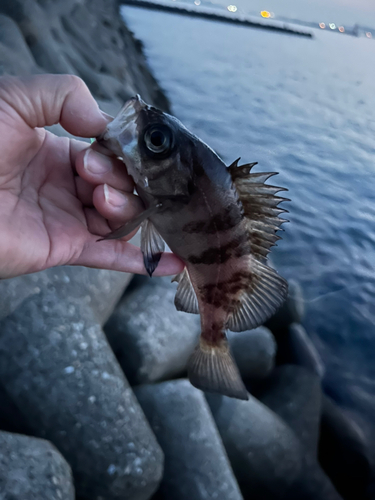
0,74,184,279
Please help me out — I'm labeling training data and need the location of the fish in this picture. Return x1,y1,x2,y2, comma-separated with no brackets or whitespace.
97,95,289,400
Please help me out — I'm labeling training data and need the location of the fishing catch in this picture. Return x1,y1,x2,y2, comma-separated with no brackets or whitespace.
97,95,288,400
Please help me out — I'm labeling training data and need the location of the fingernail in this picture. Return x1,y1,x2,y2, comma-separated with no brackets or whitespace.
84,149,111,174
100,110,114,122
104,184,127,207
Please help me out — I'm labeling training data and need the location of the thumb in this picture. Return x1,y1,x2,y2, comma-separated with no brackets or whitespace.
0,74,111,138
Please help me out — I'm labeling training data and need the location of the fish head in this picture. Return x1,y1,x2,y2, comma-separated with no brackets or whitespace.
97,95,197,198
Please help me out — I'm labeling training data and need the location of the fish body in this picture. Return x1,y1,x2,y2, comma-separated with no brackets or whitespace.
98,96,288,400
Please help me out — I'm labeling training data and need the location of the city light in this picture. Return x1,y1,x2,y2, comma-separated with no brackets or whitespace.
227,5,237,12
329,23,336,29
338,26,345,32
260,10,271,18
366,32,372,38
319,22,325,29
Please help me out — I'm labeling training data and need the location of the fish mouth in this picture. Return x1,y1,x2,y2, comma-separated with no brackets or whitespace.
96,94,147,153
115,94,147,124
124,93,147,111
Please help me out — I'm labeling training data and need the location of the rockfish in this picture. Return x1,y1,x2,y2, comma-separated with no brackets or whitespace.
97,95,288,400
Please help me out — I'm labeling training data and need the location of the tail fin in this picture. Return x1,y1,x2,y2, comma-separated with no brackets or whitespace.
188,339,248,400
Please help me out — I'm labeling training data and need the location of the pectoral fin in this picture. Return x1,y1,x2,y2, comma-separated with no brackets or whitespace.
98,204,160,241
141,219,165,276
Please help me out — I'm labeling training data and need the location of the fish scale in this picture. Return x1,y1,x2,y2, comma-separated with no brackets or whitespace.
97,94,288,400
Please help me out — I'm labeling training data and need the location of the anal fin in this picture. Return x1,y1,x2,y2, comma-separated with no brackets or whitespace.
173,268,199,314
188,339,248,400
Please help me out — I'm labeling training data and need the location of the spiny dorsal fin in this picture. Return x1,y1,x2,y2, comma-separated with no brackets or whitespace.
229,159,289,262
140,219,165,277
227,257,288,332
188,338,248,400
173,268,199,314
228,157,258,179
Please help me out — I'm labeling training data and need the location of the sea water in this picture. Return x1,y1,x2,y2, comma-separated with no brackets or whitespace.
122,6,375,415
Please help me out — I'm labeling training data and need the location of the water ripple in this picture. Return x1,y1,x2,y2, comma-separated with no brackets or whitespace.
122,8,375,387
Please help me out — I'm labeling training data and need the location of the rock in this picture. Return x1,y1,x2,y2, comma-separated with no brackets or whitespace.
264,281,317,374
318,395,371,500
0,14,40,76
0,0,171,111
0,266,131,327
104,276,201,385
254,365,322,455
287,323,325,377
0,2,178,498
288,454,344,500
228,327,276,381
322,354,375,497
135,380,243,500
0,430,74,500
0,290,164,500
254,366,343,500
265,279,304,334
0,383,31,435
206,392,302,499
264,319,324,377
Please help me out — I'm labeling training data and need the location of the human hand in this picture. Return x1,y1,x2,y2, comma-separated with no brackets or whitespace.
0,74,184,279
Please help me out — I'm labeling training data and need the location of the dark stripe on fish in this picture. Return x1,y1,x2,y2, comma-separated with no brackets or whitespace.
202,324,226,344
183,209,244,234
198,271,256,308
201,271,255,293
192,156,206,177
187,232,249,265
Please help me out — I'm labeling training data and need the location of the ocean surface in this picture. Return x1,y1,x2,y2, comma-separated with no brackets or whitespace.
121,7,375,415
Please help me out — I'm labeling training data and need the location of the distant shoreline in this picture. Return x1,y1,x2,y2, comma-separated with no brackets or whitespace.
121,0,314,38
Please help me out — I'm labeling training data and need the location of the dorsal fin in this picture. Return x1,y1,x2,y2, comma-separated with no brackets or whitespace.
229,159,289,263
228,157,258,178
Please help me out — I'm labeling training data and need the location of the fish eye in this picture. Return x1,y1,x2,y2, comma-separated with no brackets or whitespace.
144,125,174,157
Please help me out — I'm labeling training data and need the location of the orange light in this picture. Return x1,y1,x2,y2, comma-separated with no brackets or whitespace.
338,26,345,32
319,22,325,29
260,10,271,18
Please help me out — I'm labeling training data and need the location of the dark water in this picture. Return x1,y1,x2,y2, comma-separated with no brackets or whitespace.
121,7,375,411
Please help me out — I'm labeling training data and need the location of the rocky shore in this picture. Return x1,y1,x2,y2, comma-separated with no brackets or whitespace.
0,1,373,499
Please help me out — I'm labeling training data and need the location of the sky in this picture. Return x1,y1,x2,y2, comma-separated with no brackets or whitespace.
212,0,375,27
